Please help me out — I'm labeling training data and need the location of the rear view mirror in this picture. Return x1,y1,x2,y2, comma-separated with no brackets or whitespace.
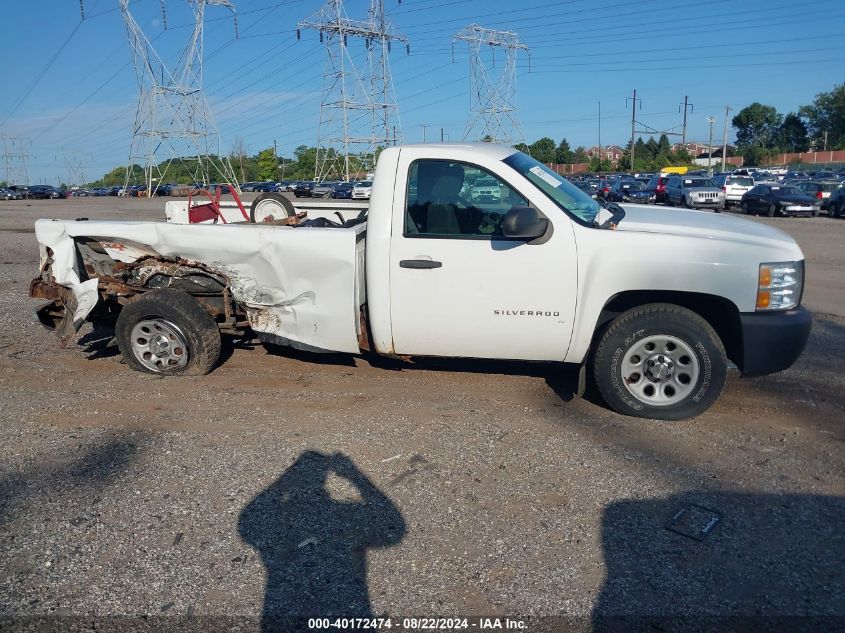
501,206,549,240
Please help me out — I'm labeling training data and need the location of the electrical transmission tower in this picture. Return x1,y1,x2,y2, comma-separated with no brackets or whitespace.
0,136,32,185
454,24,529,145
61,148,92,187
120,0,239,195
298,0,408,182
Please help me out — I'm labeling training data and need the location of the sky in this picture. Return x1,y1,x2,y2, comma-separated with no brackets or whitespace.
1,0,843,184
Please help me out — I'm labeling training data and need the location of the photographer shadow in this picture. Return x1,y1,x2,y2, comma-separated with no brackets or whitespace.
238,451,406,631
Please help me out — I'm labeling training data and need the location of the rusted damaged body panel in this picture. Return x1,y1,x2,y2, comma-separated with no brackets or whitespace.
32,219,365,354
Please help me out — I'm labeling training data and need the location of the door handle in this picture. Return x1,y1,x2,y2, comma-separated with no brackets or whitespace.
400,259,442,269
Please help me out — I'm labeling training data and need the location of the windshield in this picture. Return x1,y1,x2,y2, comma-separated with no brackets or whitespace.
683,178,715,188
356,181,372,187
503,152,600,224
620,181,645,190
773,186,802,196
728,176,754,186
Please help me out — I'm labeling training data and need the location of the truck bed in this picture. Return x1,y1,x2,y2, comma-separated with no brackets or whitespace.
34,218,367,354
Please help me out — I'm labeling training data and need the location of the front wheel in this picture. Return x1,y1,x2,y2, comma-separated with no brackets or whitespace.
741,201,751,214
115,289,221,376
681,197,690,208
591,304,727,420
767,203,777,218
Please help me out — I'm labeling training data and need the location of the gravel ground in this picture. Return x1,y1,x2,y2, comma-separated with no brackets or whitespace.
0,197,843,632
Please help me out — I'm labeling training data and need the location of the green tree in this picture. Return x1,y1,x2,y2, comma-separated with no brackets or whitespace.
257,147,277,181
555,138,572,164
529,137,556,163
732,102,782,149
657,133,671,156
799,83,845,150
776,113,809,153
572,146,589,163
645,137,659,160
513,142,530,154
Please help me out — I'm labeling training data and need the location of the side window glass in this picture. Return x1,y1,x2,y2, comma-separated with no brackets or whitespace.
405,160,528,238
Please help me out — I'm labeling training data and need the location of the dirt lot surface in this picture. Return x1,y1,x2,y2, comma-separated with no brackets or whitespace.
1,197,843,631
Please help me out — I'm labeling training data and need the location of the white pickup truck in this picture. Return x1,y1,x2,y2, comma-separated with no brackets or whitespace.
29,143,811,420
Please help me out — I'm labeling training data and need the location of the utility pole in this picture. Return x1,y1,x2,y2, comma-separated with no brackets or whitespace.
597,100,601,158
824,130,829,151
626,89,640,172
679,95,694,151
707,116,717,176
420,123,430,143
721,105,732,172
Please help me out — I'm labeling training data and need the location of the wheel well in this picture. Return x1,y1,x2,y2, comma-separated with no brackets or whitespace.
595,291,743,366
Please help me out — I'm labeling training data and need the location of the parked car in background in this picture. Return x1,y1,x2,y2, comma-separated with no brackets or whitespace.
351,180,373,199
331,182,355,199
571,180,597,199
645,175,671,203
740,184,820,217
293,181,315,197
607,179,655,204
712,173,755,207
239,182,258,192
809,170,835,181
664,176,725,210
254,181,277,193
469,176,501,203
27,185,65,199
0,187,23,200
596,179,613,200
794,180,839,211
8,185,31,198
311,181,337,198
826,186,845,218
275,180,295,192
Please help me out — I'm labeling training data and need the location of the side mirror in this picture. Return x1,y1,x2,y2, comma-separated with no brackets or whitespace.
501,206,549,240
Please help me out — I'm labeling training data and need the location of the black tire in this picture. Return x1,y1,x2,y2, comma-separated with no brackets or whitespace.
767,203,777,218
681,197,690,209
741,201,751,214
665,195,674,207
833,201,842,218
591,303,727,420
250,192,295,223
115,289,221,376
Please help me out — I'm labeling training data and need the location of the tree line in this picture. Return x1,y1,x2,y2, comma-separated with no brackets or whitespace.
731,83,845,165
514,134,698,173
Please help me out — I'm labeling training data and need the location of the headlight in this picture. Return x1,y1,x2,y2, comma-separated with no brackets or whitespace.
756,261,803,310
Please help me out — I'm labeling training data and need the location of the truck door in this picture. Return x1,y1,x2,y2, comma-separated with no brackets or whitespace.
388,155,578,361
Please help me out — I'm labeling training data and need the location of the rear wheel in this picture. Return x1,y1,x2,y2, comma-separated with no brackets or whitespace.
681,197,690,208
591,303,727,420
115,289,221,376
741,201,751,214
767,203,777,218
666,195,674,207
250,192,295,223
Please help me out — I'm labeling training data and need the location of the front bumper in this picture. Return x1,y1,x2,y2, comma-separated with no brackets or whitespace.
738,306,812,376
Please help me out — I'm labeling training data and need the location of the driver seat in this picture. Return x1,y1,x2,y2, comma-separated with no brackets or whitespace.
425,165,464,234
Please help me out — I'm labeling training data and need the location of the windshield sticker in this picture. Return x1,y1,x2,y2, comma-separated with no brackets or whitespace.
529,165,562,188
771,186,780,190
